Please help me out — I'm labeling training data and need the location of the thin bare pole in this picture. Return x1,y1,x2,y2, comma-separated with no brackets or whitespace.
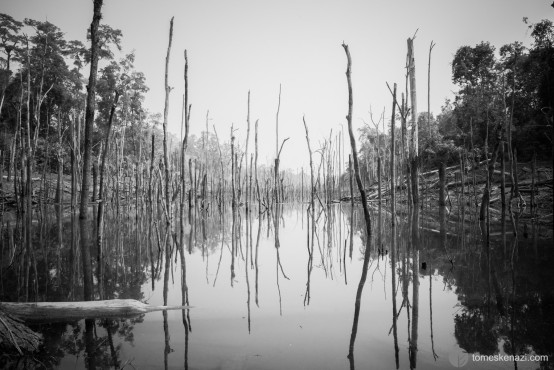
427,41,435,140
162,17,174,306
390,83,397,225
274,84,281,204
407,36,419,205
245,91,251,211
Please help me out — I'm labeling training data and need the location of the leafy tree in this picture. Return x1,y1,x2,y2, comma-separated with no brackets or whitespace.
84,24,122,63
0,13,23,88
452,42,497,90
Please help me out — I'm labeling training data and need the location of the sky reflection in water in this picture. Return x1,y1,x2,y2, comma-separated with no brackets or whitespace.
3,203,552,370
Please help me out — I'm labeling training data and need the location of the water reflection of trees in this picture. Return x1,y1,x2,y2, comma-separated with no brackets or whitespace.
0,204,148,367
0,315,143,369
2,200,553,368
346,204,553,369
452,229,554,368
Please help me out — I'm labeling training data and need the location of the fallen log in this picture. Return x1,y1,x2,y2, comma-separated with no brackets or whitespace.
420,159,488,178
0,299,191,322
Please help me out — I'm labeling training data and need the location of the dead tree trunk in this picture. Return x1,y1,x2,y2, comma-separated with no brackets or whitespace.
97,91,120,299
390,83,397,225
80,0,104,301
407,36,419,206
501,142,506,210
162,17,174,306
438,162,446,207
427,41,435,142
479,139,502,221
274,85,281,204
0,300,191,322
342,43,373,361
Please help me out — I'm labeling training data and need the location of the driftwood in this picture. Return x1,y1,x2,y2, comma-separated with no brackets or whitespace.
0,310,42,353
0,299,191,322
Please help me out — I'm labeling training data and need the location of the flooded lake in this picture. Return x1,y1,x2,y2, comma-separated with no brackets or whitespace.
1,202,552,369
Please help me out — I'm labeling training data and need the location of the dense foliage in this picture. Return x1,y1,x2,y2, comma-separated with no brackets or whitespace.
0,14,175,177
440,19,554,161
356,18,554,183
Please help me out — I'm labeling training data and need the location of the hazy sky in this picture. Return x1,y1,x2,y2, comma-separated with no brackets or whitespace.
3,0,552,169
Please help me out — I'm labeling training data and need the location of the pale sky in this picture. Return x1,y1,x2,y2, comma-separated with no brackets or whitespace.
3,0,552,170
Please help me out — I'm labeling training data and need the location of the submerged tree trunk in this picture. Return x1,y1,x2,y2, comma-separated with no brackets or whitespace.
162,17,175,306
342,43,373,361
479,139,502,221
80,0,104,301
97,91,120,300
179,50,191,326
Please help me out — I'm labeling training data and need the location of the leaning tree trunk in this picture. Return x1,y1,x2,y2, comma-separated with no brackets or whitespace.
342,43,373,361
79,0,104,302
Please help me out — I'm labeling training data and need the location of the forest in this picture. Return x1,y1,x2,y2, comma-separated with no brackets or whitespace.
0,2,553,369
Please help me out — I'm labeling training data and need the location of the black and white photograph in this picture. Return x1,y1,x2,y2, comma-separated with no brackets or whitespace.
0,0,553,369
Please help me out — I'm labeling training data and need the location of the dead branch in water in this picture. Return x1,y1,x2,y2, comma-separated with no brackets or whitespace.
0,299,192,322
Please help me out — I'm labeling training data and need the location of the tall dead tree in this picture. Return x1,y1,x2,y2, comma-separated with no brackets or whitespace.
245,91,251,210
390,83,397,225
179,49,191,332
303,116,315,215
274,85,282,204
80,0,104,301
427,41,435,140
97,91,120,299
407,36,419,205
342,42,373,361
162,17,174,306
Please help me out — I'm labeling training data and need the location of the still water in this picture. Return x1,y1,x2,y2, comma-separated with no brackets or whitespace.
1,202,552,369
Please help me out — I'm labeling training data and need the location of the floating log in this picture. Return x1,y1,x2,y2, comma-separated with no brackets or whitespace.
0,299,191,322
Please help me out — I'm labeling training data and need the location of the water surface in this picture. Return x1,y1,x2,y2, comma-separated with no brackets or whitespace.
1,202,552,369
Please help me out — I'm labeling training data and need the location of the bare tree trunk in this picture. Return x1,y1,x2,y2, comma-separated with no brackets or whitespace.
407,37,419,205
231,128,236,210
390,83,397,225
245,91,251,211
438,162,446,207
162,17,174,306
179,50,191,332
342,43,373,361
501,142,506,210
79,0,104,301
349,155,354,204
97,91,120,300
24,38,33,303
427,41,435,141
479,138,501,221
254,120,260,209
531,150,536,216
274,85,281,204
